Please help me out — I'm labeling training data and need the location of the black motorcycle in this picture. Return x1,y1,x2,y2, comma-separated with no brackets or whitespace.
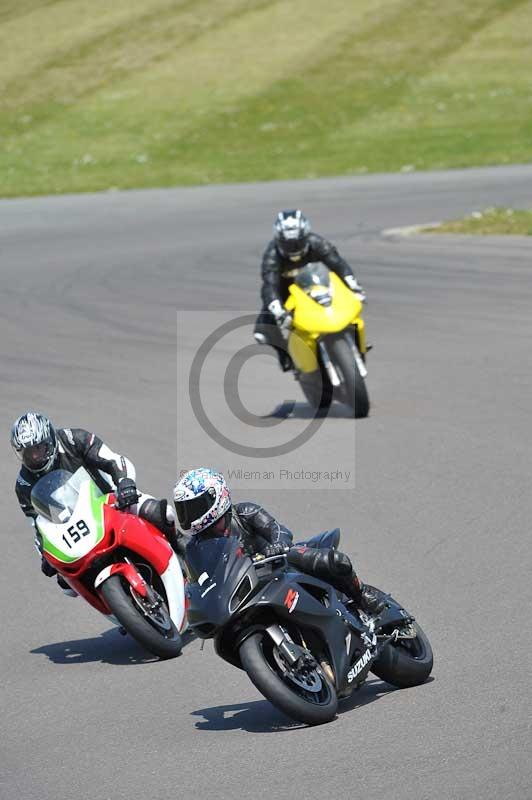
187,530,433,726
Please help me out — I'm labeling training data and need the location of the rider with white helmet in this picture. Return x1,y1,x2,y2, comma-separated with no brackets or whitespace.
173,468,383,614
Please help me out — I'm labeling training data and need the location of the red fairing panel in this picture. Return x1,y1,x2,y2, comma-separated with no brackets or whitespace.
45,500,173,612
107,508,173,574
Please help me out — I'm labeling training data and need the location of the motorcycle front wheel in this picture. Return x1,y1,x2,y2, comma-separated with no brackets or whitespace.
100,574,182,659
239,630,337,725
299,370,333,412
329,336,369,418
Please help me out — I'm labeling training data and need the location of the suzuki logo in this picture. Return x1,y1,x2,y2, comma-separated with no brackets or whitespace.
284,588,299,614
347,648,372,683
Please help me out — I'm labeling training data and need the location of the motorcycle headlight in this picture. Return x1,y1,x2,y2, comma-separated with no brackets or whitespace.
309,286,333,306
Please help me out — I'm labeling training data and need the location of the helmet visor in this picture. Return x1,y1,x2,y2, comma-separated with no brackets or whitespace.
22,440,55,472
279,236,307,258
175,491,215,530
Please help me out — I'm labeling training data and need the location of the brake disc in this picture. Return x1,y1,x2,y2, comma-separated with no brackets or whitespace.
272,647,323,693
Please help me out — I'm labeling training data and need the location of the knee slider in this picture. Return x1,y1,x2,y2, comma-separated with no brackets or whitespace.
139,498,174,535
328,550,353,577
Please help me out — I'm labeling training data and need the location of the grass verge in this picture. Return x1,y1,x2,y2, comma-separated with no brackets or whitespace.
431,208,532,235
1,0,532,196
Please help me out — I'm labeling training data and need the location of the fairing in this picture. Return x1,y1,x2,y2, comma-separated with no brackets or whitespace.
285,271,365,374
186,535,378,694
34,471,183,627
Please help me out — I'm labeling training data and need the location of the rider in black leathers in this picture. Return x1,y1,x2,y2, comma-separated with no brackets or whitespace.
174,468,383,615
254,210,366,371
11,412,181,592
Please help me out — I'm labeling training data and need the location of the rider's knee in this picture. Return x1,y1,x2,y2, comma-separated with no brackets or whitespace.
139,498,175,535
328,549,353,577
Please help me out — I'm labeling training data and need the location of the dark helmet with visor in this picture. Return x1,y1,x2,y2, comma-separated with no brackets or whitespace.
274,209,311,261
11,412,58,474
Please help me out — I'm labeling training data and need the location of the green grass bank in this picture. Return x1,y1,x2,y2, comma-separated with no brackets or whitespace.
1,0,532,196
432,207,532,234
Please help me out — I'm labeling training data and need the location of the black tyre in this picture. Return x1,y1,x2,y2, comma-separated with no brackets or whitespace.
329,336,369,418
239,631,337,726
299,371,332,412
100,574,182,659
371,621,433,688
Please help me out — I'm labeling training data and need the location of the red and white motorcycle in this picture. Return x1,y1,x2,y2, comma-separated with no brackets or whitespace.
32,467,186,659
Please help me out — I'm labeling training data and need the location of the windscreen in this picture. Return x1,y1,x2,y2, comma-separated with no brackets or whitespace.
187,534,245,585
294,263,330,292
186,534,255,630
30,467,98,524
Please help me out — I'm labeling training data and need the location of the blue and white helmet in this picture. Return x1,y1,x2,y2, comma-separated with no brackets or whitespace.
11,411,58,473
173,468,231,535
274,209,311,261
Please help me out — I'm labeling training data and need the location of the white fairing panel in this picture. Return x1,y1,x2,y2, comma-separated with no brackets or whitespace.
161,554,187,632
37,480,102,562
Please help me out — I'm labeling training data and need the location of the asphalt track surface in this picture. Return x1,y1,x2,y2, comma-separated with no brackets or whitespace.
1,165,532,800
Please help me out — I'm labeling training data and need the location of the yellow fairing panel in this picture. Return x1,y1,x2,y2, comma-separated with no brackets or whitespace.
288,329,319,373
287,272,362,334
285,272,366,372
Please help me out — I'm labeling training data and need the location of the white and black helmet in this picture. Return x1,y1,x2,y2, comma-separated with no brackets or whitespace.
173,468,232,535
11,412,58,473
274,209,311,261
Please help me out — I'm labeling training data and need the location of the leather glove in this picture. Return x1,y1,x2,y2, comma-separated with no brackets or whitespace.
262,543,289,558
115,477,140,509
344,275,366,303
268,299,293,331
41,556,57,577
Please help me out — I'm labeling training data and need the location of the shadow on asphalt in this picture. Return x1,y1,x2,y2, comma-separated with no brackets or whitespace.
268,401,358,420
30,627,196,666
191,699,306,733
337,676,436,715
337,677,399,712
192,677,413,733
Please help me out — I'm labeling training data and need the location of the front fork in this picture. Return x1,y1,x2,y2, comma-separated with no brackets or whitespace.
343,330,368,378
265,624,308,666
318,330,368,388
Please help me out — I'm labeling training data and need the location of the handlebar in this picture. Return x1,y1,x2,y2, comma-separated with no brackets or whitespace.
252,554,288,566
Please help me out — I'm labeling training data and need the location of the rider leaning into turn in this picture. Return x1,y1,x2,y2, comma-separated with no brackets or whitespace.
11,411,181,595
173,468,384,615
254,209,366,372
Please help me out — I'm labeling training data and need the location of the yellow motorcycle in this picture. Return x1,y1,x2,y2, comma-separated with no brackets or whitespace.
284,263,370,417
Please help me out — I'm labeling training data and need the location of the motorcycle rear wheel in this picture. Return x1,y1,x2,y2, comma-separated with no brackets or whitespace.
239,630,337,726
371,621,433,688
100,574,182,659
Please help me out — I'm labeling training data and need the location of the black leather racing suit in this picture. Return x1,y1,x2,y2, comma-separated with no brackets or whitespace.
255,233,358,358
186,502,366,604
16,428,178,570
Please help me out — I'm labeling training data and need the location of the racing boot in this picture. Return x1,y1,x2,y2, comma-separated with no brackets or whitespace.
338,574,385,616
276,348,293,373
254,332,293,372
287,546,385,615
